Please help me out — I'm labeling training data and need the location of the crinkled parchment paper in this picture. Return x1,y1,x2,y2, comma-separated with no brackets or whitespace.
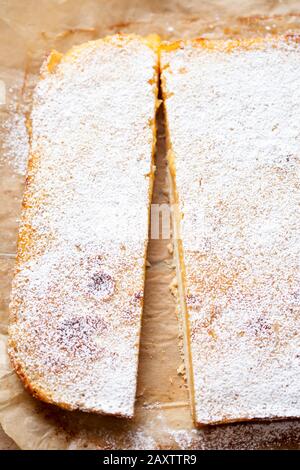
1,0,300,450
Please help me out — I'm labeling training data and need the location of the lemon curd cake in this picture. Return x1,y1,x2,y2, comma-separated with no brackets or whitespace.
161,37,300,425
9,35,159,417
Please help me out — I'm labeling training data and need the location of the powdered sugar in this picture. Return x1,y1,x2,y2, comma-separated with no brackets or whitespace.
9,35,158,417
161,37,300,424
1,113,29,175
64,407,300,449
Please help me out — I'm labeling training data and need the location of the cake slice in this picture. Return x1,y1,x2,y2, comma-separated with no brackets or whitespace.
9,34,159,417
161,37,300,425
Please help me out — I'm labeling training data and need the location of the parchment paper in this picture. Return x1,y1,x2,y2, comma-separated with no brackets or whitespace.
1,0,300,450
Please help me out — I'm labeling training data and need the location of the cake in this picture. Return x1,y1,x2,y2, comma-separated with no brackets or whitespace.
161,36,300,425
8,34,159,418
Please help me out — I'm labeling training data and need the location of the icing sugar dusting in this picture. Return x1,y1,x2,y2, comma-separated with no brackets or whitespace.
9,35,158,417
65,408,300,450
1,114,29,175
161,37,300,424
